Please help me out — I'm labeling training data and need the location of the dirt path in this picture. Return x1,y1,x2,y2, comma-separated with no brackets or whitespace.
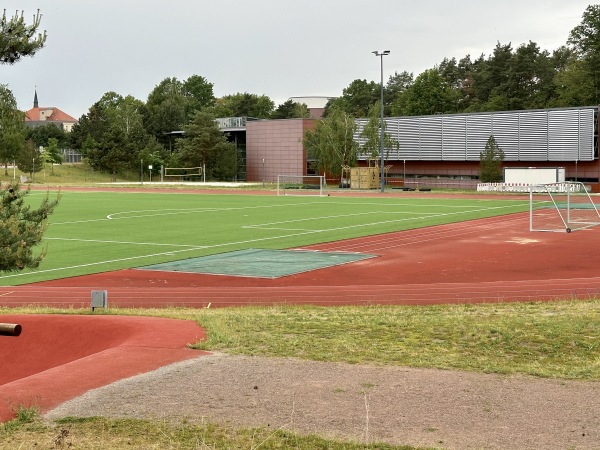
45,353,600,450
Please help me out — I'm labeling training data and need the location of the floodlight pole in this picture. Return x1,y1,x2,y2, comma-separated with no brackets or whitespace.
373,50,390,193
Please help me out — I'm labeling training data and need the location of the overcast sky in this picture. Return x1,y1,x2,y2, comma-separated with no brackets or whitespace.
1,1,594,119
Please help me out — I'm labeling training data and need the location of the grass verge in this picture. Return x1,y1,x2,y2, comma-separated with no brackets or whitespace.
4,299,600,380
2,299,598,449
1,415,425,450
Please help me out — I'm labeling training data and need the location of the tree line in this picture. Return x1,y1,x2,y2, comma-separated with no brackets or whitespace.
326,4,600,118
306,4,600,179
3,5,600,184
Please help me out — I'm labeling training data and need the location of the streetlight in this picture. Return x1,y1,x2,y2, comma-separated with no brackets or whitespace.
373,50,390,192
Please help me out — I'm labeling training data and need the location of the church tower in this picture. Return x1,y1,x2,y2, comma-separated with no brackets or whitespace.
33,89,38,108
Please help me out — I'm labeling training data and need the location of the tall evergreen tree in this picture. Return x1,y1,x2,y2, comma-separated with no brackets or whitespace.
479,136,505,182
0,182,59,271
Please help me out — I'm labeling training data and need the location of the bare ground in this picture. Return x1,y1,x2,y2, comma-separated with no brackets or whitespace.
43,353,600,449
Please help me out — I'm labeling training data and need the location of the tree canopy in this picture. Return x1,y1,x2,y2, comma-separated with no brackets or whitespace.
175,110,238,180
0,183,60,272
0,85,26,175
303,107,358,177
479,136,505,182
0,9,46,64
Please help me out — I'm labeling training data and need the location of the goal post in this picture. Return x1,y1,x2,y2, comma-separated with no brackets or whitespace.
277,175,326,196
530,182,600,232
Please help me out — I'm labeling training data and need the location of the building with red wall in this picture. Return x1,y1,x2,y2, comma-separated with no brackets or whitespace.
246,118,316,182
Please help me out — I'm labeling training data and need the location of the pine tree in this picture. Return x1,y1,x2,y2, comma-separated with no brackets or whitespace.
0,183,60,272
479,136,505,182
0,9,46,64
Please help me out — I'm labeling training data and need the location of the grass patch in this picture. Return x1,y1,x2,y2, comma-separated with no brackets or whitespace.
3,300,599,448
0,162,138,185
5,299,600,380
0,416,427,450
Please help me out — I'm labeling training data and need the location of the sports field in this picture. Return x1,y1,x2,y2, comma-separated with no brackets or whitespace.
0,190,529,286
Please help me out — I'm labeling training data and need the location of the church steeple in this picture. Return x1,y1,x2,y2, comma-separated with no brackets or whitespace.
33,89,38,108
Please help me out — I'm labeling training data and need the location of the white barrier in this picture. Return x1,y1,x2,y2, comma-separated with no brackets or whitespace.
478,182,589,193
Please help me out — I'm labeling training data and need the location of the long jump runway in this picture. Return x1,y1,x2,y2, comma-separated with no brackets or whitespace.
3,213,600,308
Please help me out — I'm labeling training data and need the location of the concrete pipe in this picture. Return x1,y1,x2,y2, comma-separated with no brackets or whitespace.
0,323,22,336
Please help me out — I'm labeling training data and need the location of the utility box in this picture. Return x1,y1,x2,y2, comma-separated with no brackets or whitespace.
91,290,108,311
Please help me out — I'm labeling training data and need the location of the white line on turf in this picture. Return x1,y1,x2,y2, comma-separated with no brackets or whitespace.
2,202,526,280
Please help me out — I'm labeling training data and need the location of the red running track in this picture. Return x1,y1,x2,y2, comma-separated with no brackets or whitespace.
0,315,207,422
1,211,600,422
3,213,600,308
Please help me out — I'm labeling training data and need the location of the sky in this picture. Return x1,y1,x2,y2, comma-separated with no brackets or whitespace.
1,0,595,119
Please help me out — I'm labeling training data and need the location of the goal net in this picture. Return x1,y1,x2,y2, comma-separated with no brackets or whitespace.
530,182,600,233
277,175,326,196
163,166,203,180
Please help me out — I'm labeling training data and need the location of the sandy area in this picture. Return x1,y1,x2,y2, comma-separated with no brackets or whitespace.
45,353,600,450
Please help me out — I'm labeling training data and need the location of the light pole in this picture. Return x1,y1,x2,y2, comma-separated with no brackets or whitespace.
373,50,390,192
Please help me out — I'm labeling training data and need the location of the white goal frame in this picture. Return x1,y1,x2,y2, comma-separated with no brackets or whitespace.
529,182,600,233
277,175,326,196
163,166,204,181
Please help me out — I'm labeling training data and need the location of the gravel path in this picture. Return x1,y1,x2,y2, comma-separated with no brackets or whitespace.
45,353,600,450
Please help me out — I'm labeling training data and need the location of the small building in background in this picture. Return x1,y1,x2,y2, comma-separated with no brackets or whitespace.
24,90,78,132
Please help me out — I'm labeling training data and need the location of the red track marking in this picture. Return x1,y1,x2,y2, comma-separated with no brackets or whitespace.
0,314,207,422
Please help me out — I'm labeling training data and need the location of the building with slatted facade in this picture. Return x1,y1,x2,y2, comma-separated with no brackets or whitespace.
353,106,599,190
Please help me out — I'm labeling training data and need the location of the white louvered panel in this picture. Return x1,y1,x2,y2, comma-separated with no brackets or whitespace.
491,112,520,160
466,114,492,160
396,117,422,159
441,115,467,160
518,110,548,161
577,109,595,161
419,116,443,160
548,110,580,161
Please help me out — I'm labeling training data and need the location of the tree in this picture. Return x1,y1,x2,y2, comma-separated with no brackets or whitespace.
143,77,188,140
552,57,594,106
359,101,399,160
175,110,238,180
27,123,68,148
385,71,413,113
210,92,274,118
479,136,505,182
0,85,26,175
74,92,154,180
271,99,310,119
0,9,46,64
392,69,459,116
0,182,59,272
303,107,358,178
568,4,600,103
15,139,43,179
44,137,63,174
182,75,216,114
324,79,380,117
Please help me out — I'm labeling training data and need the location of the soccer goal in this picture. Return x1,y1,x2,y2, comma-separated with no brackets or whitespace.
277,175,326,196
163,166,203,181
530,182,600,232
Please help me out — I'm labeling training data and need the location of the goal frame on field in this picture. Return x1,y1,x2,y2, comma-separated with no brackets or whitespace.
276,175,326,196
163,166,203,181
529,182,600,233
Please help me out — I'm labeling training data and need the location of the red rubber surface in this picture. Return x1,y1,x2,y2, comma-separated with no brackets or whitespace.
4,212,600,307
0,314,206,422
2,191,600,423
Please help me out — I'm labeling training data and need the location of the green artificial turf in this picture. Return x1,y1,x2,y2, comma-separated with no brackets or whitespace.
0,191,528,285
